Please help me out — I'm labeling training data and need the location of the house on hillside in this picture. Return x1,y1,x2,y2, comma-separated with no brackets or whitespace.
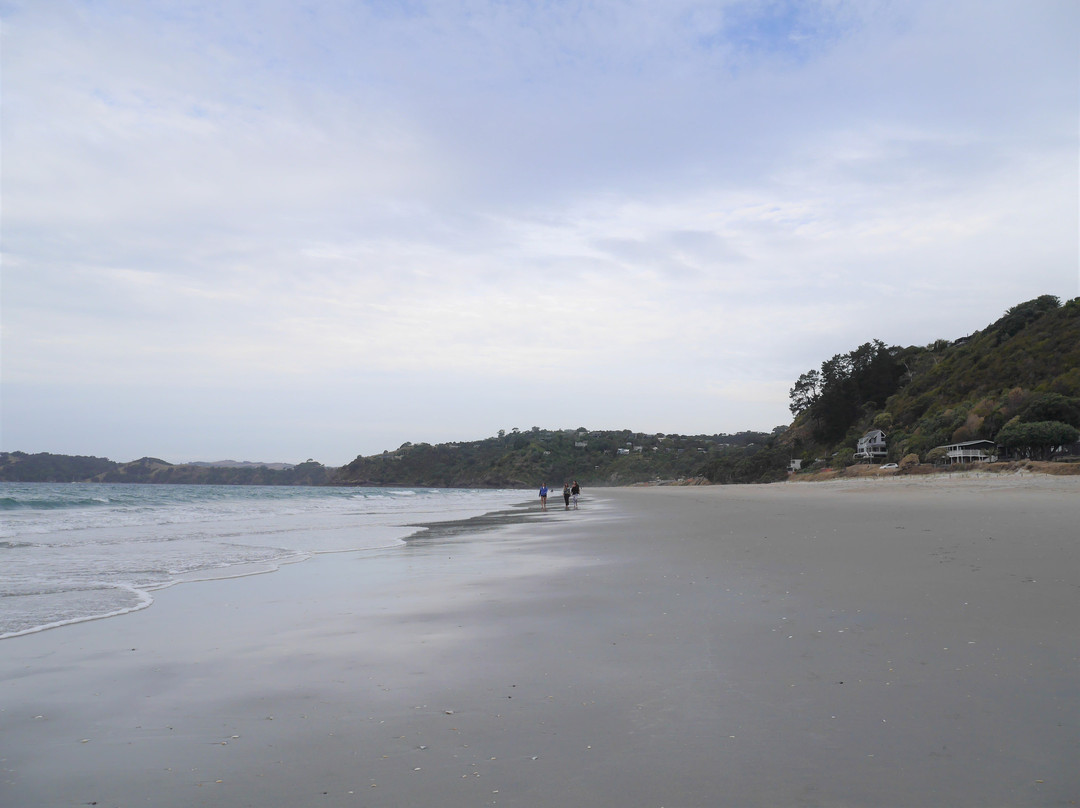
854,429,888,461
934,439,997,464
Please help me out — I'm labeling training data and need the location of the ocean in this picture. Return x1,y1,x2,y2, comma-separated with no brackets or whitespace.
0,482,528,639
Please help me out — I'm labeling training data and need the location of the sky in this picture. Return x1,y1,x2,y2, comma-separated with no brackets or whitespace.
2,1,1078,466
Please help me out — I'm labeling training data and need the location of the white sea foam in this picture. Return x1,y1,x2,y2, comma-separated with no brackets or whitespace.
0,584,155,640
0,482,528,638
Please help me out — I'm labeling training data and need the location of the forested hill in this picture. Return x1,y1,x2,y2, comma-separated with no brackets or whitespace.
782,295,1080,464
334,429,782,488
0,453,334,485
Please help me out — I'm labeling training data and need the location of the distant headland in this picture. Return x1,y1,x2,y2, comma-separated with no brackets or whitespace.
3,296,1077,487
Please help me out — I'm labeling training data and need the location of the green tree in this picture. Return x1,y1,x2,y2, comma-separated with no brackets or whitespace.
996,420,1079,460
872,412,893,431
788,370,821,416
996,295,1060,339
791,340,905,446
1015,393,1080,428
831,448,855,468
924,447,948,465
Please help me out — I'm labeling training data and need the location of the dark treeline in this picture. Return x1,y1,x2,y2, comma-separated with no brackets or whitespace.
1,430,791,488
337,428,787,488
788,339,907,445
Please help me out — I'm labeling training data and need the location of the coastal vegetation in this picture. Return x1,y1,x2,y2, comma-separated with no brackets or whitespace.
335,428,785,488
782,295,1080,468
0,432,784,487
5,296,1076,486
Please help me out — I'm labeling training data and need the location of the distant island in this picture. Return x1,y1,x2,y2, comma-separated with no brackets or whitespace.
3,296,1077,487
0,455,336,486
188,460,297,470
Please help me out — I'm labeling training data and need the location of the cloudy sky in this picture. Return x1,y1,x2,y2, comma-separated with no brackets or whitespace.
2,1,1077,466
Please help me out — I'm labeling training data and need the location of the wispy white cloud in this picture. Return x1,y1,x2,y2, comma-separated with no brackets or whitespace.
2,0,1077,463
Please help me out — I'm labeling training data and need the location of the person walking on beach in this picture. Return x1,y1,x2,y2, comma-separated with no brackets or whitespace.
539,483,548,511
571,481,580,509
562,483,571,510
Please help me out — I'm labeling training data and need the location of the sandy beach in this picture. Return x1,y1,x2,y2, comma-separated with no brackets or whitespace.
2,475,1077,807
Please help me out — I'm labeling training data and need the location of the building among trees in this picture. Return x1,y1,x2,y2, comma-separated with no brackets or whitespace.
854,429,887,461
933,439,998,464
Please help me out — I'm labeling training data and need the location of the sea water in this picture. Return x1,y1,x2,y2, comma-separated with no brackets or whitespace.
0,482,528,639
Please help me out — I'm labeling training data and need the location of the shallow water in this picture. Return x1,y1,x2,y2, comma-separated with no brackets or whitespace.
0,482,526,638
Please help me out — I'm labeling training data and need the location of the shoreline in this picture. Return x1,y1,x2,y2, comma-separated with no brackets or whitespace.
0,486,532,642
2,476,1077,806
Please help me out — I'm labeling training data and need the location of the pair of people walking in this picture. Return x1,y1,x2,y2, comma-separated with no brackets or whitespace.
561,481,580,510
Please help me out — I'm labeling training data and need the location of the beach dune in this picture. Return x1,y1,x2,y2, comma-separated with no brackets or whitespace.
1,475,1077,806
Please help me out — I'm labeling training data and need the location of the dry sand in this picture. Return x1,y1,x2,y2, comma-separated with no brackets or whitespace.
1,475,1077,807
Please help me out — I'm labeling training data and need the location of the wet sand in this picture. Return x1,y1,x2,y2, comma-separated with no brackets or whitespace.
1,475,1077,806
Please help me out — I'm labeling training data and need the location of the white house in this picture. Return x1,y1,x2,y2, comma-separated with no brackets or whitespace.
854,429,888,460
935,439,997,464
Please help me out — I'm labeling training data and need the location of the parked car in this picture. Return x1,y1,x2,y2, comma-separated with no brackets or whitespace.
880,463,899,469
